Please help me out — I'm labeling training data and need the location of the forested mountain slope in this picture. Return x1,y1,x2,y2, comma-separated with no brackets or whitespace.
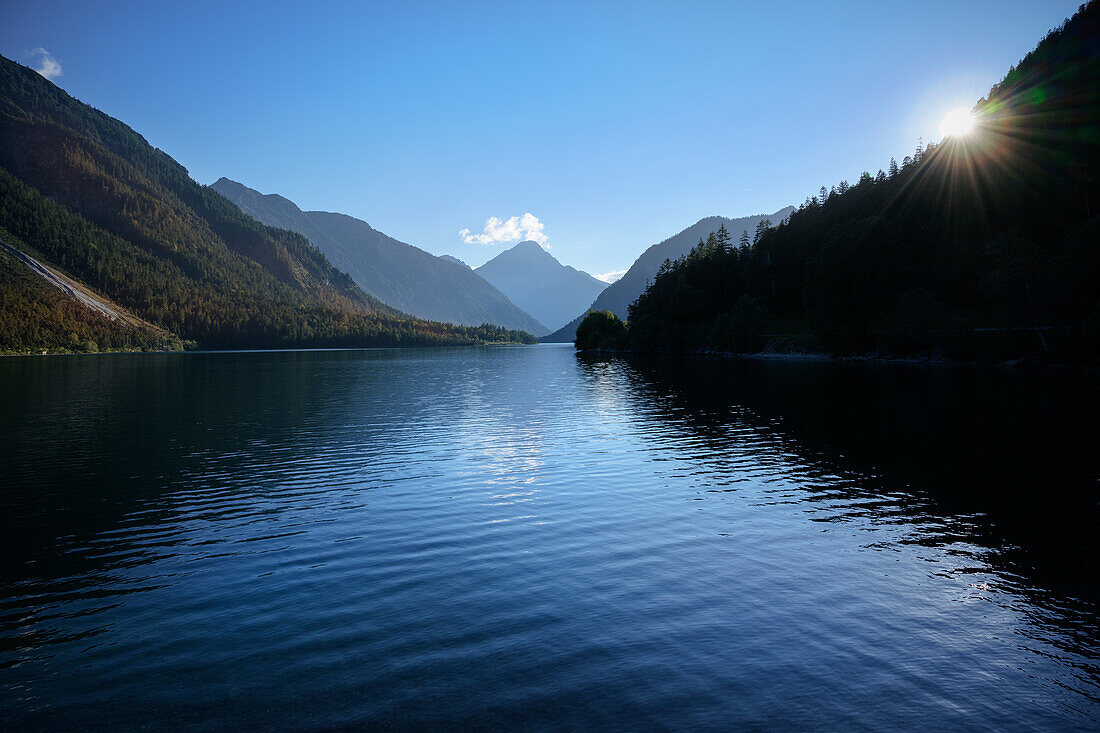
0,55,534,350
211,178,548,335
543,208,793,342
581,2,1100,363
0,227,183,354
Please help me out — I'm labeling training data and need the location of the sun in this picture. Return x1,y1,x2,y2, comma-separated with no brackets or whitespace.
939,107,976,138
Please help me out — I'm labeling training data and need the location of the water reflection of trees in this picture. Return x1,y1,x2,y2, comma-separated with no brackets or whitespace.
0,349,434,661
576,353,1099,605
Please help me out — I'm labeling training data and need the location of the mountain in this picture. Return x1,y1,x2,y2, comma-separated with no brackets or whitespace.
579,1,1100,363
0,54,536,351
210,179,548,336
473,241,607,332
543,208,794,341
439,255,469,268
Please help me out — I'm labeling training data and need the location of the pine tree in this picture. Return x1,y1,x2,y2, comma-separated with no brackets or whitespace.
690,237,706,260
753,219,772,244
716,223,731,252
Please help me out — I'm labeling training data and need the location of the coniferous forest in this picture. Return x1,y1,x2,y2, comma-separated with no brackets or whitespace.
0,55,536,352
0,231,184,354
578,2,1099,363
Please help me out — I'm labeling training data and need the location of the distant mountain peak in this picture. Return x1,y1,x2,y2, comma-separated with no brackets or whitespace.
210,177,304,222
542,206,796,342
513,239,547,251
475,241,606,332
498,239,555,260
438,254,470,268
211,178,548,335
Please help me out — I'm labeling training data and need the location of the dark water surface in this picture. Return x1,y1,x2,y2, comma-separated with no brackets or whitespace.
1,345,1097,730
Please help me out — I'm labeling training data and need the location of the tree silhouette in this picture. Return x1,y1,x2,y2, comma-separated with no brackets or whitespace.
577,2,1100,364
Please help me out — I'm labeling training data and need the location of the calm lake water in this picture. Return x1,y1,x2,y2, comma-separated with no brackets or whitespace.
1,345,1097,730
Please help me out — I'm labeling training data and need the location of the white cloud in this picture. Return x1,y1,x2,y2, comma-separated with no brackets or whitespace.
595,269,626,284
28,48,62,80
460,213,548,246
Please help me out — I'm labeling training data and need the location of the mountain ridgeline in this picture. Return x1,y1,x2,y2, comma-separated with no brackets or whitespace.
474,241,607,332
577,2,1100,363
0,55,536,352
210,179,548,336
543,209,794,342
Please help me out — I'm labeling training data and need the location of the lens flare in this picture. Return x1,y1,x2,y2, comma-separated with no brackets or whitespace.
939,107,976,137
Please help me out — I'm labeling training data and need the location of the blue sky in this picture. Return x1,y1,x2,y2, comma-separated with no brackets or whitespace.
1,0,1082,278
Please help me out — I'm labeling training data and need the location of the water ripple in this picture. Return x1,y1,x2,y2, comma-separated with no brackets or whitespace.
0,346,1096,730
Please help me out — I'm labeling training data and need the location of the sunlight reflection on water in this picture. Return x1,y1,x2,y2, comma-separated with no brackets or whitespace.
0,345,1097,730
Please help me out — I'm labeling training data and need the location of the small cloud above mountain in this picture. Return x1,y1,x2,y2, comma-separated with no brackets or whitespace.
595,269,626,284
460,213,548,246
28,48,62,80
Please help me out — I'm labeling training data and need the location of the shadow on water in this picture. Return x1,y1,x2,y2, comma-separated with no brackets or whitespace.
0,348,484,660
0,348,467,554
0,351,357,564
577,353,1100,603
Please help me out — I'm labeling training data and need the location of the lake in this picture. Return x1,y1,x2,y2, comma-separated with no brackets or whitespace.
1,345,1097,730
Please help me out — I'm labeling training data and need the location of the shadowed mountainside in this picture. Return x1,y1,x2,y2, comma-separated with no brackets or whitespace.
592,2,1099,362
543,208,794,342
0,54,535,350
211,178,548,335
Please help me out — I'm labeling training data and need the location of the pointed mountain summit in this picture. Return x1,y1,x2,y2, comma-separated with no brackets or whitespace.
211,178,548,335
474,241,607,332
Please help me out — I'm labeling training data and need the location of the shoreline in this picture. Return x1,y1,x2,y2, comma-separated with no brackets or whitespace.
0,341,542,358
576,346,1099,372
